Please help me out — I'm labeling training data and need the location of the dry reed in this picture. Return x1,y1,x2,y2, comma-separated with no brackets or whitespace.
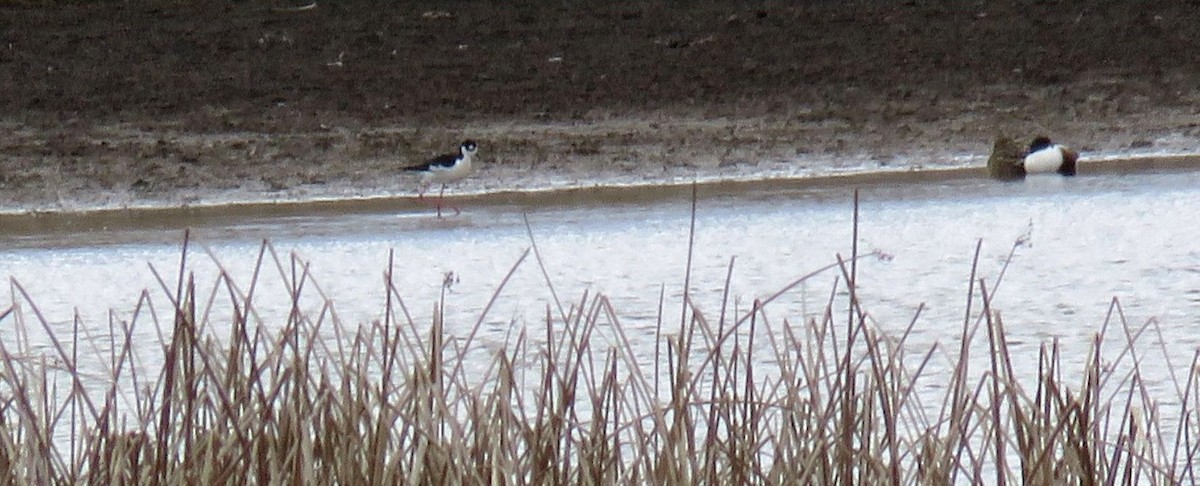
1,192,1197,485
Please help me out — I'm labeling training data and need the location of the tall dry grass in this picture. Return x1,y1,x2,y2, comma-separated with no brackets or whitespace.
1,190,1197,484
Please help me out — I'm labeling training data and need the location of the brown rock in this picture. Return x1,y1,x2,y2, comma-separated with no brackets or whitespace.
987,136,1026,180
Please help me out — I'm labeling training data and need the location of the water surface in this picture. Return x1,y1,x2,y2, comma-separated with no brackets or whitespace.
3,169,1200,408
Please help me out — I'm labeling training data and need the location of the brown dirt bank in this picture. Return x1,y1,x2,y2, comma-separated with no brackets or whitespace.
2,0,1199,212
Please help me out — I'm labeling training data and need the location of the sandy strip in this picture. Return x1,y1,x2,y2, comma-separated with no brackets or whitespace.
2,154,1198,239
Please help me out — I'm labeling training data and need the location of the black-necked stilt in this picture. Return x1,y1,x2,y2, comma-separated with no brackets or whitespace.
405,140,478,217
1022,136,1078,176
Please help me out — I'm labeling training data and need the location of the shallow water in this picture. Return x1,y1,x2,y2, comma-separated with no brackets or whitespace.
3,169,1200,416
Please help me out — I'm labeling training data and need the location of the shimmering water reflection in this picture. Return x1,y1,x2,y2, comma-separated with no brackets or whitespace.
3,170,1200,414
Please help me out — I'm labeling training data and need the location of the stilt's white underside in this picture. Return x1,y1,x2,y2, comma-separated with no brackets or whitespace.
422,154,474,185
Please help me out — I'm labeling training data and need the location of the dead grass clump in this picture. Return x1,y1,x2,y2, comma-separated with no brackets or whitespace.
1,193,1197,484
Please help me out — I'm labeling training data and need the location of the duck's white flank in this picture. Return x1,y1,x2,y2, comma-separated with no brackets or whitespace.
1023,145,1067,174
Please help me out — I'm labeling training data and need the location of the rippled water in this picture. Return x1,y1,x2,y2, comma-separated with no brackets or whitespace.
3,169,1200,410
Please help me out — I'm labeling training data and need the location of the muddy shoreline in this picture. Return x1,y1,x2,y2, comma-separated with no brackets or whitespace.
2,1,1199,212
5,154,1200,244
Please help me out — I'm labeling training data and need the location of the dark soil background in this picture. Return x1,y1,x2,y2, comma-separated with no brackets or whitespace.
2,0,1199,209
